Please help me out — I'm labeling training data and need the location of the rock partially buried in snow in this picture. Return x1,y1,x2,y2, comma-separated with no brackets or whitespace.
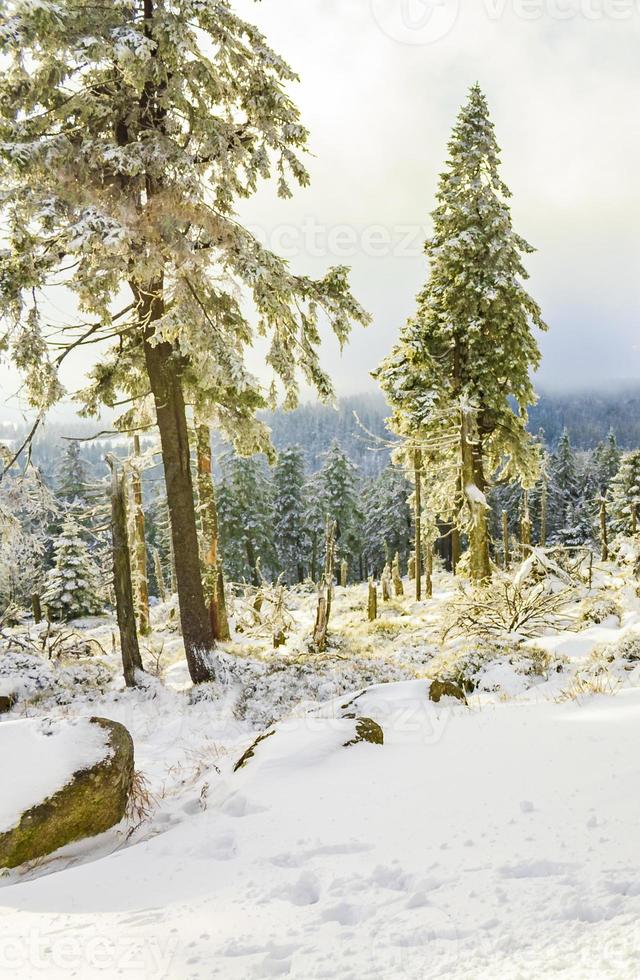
0,693,16,714
0,716,134,869
233,715,384,773
429,680,468,705
343,717,384,748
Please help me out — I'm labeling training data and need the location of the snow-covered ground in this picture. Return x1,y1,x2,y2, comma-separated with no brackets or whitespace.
1,563,640,979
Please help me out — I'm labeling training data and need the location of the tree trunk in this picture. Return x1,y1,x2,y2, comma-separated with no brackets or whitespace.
424,542,433,598
520,491,532,559
195,424,230,641
540,481,548,547
600,499,609,562
131,435,150,635
414,448,422,601
31,593,42,625
108,460,143,688
368,578,378,621
502,511,510,570
461,413,491,582
152,547,167,603
139,286,215,683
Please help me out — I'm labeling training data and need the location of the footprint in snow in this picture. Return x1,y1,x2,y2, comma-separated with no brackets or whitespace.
221,793,269,818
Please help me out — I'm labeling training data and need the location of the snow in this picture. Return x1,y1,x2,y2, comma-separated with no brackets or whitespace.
1,566,640,977
0,718,111,834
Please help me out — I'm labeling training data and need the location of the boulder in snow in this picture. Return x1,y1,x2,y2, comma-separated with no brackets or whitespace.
0,716,134,869
343,717,384,747
429,679,467,704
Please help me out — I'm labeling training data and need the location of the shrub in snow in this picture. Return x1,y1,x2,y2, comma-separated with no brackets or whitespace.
590,632,640,676
580,595,622,626
0,649,113,708
442,577,575,641
427,640,559,696
192,650,415,728
42,513,104,621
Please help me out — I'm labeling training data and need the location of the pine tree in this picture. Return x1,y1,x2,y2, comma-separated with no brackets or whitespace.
42,512,104,621
609,451,640,535
318,443,363,580
547,430,579,542
362,465,412,576
273,447,307,585
0,0,368,681
56,441,91,504
0,458,59,610
593,430,621,495
302,472,327,584
375,85,546,582
217,453,275,585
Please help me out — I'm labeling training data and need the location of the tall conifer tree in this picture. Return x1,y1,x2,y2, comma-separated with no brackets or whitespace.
376,85,546,581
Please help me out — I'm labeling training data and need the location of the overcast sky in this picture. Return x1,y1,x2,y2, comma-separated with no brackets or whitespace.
233,0,640,397
4,0,640,421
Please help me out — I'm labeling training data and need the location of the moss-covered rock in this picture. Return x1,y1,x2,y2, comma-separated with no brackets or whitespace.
0,717,134,869
343,717,384,748
429,680,468,704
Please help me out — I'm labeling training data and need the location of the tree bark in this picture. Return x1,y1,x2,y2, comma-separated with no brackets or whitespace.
539,480,548,547
414,448,422,601
108,460,143,688
131,435,150,635
461,412,491,582
502,510,510,570
195,424,230,641
138,285,215,683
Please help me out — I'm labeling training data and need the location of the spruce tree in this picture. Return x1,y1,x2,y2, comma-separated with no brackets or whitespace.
376,85,546,582
362,465,412,576
42,512,104,621
0,0,368,681
547,430,579,542
593,430,621,495
57,441,91,504
217,453,275,585
608,451,640,535
318,443,363,579
273,447,307,585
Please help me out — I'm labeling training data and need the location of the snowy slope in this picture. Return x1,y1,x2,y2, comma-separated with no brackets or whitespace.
1,682,640,979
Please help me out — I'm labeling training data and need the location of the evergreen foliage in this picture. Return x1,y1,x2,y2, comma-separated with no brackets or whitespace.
273,447,307,585
217,454,275,584
376,85,546,580
42,512,104,620
362,466,412,576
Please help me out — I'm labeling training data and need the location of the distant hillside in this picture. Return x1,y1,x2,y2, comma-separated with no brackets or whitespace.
4,386,640,483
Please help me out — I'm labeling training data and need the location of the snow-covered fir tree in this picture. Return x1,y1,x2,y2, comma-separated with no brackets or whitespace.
217,454,276,585
302,471,328,584
0,458,59,611
0,0,368,681
547,430,579,542
593,431,622,494
41,512,104,621
273,447,307,585
608,450,640,535
375,85,546,582
318,443,364,580
362,465,412,577
56,441,91,504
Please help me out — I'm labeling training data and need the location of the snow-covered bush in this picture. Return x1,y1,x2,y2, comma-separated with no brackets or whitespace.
580,595,622,625
442,577,575,641
0,647,114,707
192,650,416,728
427,640,560,696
